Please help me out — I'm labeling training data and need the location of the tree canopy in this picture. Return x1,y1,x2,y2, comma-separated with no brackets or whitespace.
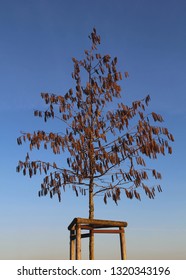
17,28,174,215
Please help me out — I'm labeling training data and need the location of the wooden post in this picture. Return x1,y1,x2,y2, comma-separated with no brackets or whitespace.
76,225,81,260
89,229,94,260
119,227,127,260
70,230,75,260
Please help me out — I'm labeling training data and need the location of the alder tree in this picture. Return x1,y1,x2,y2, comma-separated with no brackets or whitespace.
17,29,174,258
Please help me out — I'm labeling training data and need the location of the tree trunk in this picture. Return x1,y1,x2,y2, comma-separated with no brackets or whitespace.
88,56,95,259
89,177,94,260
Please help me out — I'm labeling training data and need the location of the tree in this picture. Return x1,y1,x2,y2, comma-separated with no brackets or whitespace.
17,28,174,259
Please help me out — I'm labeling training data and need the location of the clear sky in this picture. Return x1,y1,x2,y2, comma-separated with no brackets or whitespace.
0,0,186,260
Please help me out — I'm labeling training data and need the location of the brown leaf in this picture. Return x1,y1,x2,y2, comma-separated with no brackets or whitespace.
124,71,129,78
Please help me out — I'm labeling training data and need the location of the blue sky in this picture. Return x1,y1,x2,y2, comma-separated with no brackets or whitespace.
0,0,186,260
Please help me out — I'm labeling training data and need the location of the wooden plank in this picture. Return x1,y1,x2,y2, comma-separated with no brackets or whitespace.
68,217,127,230
80,225,124,230
70,233,90,240
81,233,90,239
77,217,128,227
80,225,94,230
68,218,77,230
92,229,123,234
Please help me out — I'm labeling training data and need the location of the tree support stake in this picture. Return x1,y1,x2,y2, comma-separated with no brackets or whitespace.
68,217,128,260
